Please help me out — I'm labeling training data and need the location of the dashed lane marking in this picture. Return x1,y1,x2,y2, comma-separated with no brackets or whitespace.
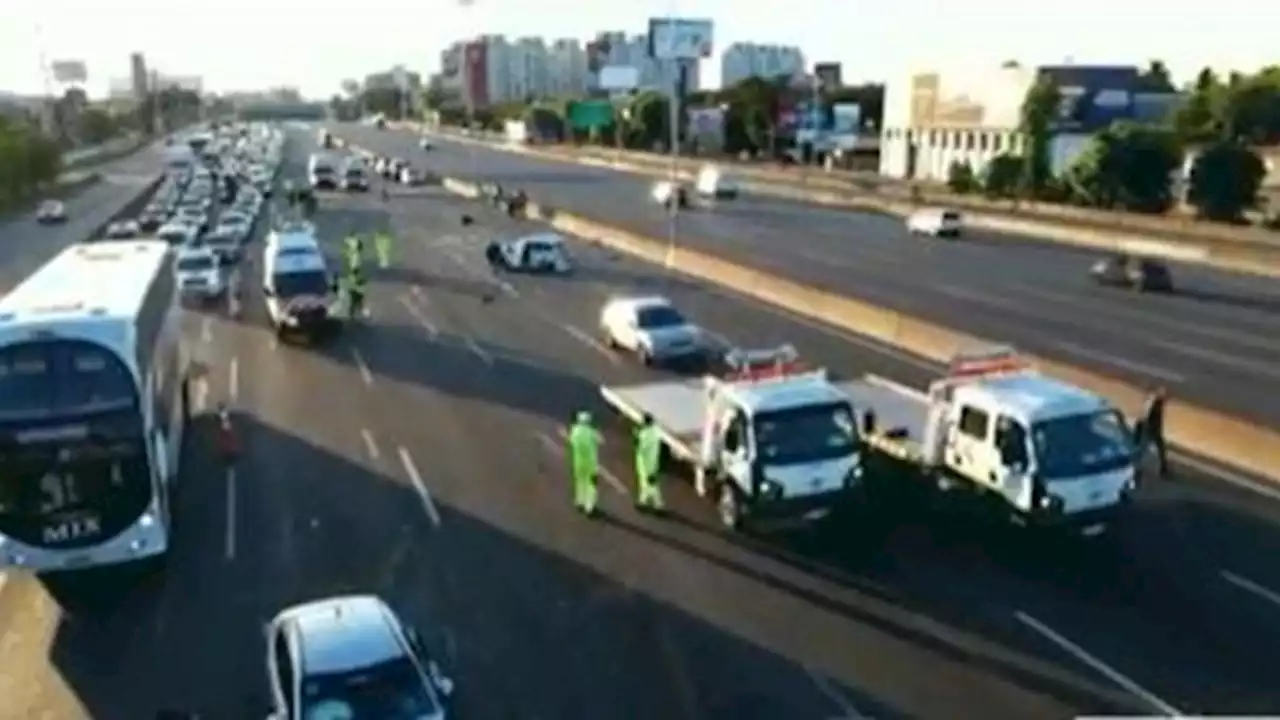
352,347,375,386
398,446,441,527
360,428,381,462
1015,611,1183,717
562,323,620,365
1222,570,1280,609
229,357,240,401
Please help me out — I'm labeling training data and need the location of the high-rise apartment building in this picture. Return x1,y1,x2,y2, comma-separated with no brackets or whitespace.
720,43,805,87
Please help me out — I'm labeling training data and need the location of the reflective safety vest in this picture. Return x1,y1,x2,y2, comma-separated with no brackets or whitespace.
636,425,661,475
569,422,600,469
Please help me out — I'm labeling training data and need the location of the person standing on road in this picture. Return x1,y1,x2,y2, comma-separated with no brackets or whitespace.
343,233,364,273
568,411,602,517
346,265,367,319
374,230,392,269
634,413,664,513
1139,386,1168,479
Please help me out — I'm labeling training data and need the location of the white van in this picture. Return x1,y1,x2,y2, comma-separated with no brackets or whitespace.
695,164,738,200
308,153,337,190
262,239,337,339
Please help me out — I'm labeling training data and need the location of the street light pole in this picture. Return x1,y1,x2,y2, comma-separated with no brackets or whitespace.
664,60,685,269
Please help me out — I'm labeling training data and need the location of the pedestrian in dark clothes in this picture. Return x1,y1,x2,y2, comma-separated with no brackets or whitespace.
1140,386,1169,479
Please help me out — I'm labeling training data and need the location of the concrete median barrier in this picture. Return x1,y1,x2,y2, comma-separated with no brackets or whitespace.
442,176,1280,485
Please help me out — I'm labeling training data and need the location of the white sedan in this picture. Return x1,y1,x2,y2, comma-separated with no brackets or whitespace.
906,207,964,237
600,295,705,366
485,232,572,273
36,199,67,224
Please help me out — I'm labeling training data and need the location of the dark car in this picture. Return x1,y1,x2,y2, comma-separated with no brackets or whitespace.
1090,253,1174,292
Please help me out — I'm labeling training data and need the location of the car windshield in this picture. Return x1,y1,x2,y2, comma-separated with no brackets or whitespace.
1030,410,1134,480
301,656,442,720
753,402,859,466
177,256,215,272
635,305,685,329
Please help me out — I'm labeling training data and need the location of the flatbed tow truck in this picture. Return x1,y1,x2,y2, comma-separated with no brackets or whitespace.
602,345,1137,538
850,347,1137,537
601,345,866,531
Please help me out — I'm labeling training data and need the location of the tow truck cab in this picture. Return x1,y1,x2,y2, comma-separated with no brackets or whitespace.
865,348,1137,536
602,346,864,531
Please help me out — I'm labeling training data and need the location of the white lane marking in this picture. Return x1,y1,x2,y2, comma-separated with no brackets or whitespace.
498,280,519,298
360,428,381,462
224,467,237,561
200,316,212,343
1172,451,1280,503
228,357,240,401
1222,570,1280,609
806,669,868,719
553,429,627,495
1152,338,1280,382
397,446,441,527
193,378,208,414
562,323,620,365
1051,340,1185,384
1014,611,1183,717
466,337,494,366
352,347,375,386
399,296,438,337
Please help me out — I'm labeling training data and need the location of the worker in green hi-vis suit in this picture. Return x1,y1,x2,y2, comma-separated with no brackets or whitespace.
568,411,601,517
634,413,664,513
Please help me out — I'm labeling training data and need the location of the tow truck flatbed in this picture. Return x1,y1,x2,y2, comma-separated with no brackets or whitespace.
602,376,918,460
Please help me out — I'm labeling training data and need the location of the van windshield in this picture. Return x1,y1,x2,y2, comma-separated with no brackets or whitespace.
273,270,329,299
753,402,858,465
1031,410,1134,480
177,256,215,272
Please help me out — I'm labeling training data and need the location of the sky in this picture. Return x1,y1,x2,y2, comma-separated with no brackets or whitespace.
0,0,1274,98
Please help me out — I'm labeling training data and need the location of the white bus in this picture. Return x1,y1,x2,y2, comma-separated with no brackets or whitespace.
0,240,188,574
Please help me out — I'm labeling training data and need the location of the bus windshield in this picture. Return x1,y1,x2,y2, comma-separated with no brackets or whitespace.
0,340,152,549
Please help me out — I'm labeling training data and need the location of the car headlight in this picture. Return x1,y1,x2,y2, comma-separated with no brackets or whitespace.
760,479,784,499
283,314,299,326
1038,493,1065,514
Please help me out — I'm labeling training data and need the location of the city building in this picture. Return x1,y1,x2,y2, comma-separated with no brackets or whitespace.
438,32,704,110
130,52,148,103
878,63,1178,182
720,43,805,87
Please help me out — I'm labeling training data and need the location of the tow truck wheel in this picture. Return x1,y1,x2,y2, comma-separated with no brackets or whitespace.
717,484,741,529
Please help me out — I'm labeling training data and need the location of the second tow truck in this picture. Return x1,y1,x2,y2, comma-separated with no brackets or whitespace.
601,345,865,531
850,347,1137,537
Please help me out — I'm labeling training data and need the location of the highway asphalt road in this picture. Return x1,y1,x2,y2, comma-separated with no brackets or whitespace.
3,128,1279,718
335,125,1280,429
0,144,162,295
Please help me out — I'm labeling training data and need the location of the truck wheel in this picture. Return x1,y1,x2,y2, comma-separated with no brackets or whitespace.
717,484,741,530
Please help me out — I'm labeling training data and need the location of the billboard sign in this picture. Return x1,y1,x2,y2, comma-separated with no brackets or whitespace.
566,100,614,130
599,65,638,93
647,18,714,61
51,60,87,84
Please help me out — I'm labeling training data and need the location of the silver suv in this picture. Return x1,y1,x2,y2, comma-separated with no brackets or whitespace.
265,594,454,719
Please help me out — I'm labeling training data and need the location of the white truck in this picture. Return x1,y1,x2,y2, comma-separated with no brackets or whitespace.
601,345,865,531
849,347,1137,537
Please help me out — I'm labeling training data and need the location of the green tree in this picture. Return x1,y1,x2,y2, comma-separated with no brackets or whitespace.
522,105,565,141
1138,60,1176,92
1062,121,1181,213
77,107,118,145
626,91,670,150
0,118,63,209
360,87,403,118
1174,67,1223,143
983,154,1022,198
1218,67,1280,144
947,160,978,194
1186,140,1266,222
1019,75,1061,196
